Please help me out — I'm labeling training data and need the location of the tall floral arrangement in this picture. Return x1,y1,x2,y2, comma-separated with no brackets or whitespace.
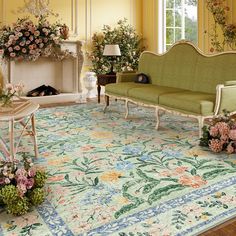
0,157,47,216
0,15,70,61
88,19,144,74
200,111,236,153
206,0,236,52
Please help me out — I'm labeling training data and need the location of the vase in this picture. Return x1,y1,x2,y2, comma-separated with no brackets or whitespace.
83,72,97,98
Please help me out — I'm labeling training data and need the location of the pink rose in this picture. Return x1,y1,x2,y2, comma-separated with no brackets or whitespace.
229,129,236,140
14,45,21,51
9,35,15,40
22,48,27,53
34,30,40,36
24,31,30,37
39,43,44,48
29,49,36,54
26,40,31,45
0,49,4,54
20,41,25,46
8,47,13,52
5,178,10,184
10,52,16,57
29,45,34,50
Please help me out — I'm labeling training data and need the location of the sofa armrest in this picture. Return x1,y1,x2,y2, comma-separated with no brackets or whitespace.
224,80,236,86
214,84,236,115
116,71,137,83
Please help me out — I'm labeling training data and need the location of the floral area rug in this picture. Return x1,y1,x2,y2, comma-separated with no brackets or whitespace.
0,101,236,236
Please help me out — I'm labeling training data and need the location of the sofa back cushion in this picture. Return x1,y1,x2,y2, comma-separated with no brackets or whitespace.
138,42,236,94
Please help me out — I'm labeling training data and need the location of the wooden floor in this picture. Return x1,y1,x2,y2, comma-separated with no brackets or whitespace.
40,99,236,236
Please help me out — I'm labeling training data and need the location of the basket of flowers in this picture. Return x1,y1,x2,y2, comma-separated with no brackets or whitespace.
0,157,47,215
200,111,236,154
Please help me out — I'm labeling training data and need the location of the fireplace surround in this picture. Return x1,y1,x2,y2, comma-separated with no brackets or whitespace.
0,40,84,104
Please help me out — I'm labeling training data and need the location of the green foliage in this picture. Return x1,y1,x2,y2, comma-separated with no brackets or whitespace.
34,170,47,188
0,185,19,204
5,197,29,216
28,188,45,206
88,18,144,74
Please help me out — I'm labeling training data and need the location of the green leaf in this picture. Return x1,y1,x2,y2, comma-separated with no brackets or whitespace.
148,184,185,205
94,177,99,186
190,168,197,175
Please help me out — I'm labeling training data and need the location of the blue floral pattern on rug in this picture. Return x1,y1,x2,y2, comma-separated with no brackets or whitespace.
0,101,236,236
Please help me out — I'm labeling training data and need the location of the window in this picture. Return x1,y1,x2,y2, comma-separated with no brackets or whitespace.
158,0,198,53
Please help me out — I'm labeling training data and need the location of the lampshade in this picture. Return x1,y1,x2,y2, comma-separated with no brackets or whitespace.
103,44,121,56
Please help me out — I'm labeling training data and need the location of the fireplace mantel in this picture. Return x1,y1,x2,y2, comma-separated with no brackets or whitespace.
1,40,84,104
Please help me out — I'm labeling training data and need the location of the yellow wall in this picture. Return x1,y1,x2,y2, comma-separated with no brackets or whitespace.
141,0,157,52
0,0,142,42
1,0,236,54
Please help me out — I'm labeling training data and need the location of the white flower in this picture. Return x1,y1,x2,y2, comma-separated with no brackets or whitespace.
6,83,14,90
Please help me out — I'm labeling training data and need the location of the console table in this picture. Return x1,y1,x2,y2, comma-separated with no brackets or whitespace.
97,74,116,103
0,102,39,161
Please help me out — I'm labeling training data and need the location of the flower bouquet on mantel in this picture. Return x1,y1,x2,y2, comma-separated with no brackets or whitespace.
200,111,236,154
0,157,47,216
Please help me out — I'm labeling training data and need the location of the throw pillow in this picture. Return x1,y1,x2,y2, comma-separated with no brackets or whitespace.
135,73,149,84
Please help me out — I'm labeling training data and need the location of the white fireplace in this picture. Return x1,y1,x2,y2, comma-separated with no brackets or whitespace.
1,40,84,105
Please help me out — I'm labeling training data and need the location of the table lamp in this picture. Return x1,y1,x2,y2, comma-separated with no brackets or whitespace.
103,44,121,74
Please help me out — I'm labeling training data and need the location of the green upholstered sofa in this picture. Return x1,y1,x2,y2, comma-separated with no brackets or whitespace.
104,41,236,136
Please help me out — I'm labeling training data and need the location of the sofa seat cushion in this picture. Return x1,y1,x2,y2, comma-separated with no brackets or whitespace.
159,91,215,116
128,85,185,104
105,82,145,97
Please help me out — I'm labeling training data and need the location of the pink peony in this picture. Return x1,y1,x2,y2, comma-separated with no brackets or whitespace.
209,126,218,137
226,143,235,154
209,139,223,153
229,129,236,140
8,47,13,52
26,178,34,189
216,122,230,136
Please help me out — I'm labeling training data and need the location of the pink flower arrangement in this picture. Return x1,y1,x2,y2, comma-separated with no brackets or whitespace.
0,157,47,215
200,111,236,154
0,16,69,61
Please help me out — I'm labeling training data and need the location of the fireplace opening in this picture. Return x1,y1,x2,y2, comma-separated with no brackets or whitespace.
27,85,60,97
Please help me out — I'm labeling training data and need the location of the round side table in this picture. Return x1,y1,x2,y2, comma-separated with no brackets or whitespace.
0,102,39,161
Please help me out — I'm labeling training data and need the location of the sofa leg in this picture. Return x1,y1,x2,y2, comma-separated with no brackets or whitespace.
155,107,160,130
125,100,129,119
198,117,204,138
